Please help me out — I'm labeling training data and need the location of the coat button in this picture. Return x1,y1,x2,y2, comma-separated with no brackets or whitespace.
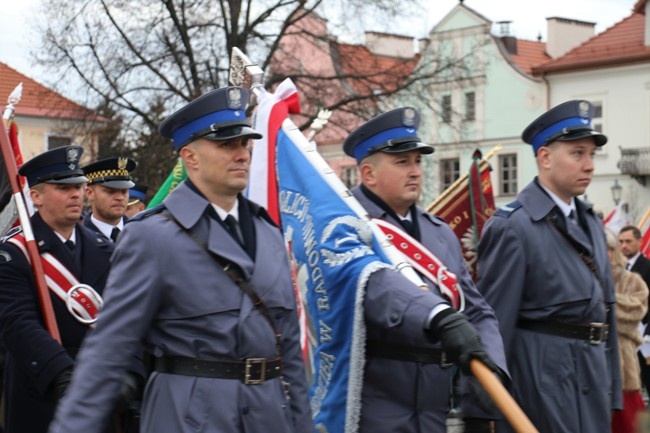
389,313,399,324
582,386,590,394
241,405,250,415
31,361,38,368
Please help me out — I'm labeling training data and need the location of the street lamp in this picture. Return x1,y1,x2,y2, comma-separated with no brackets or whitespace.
611,179,622,205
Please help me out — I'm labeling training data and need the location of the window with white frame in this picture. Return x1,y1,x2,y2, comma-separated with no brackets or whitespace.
47,135,73,151
465,91,476,121
441,94,452,124
440,157,460,190
498,154,517,196
342,166,358,188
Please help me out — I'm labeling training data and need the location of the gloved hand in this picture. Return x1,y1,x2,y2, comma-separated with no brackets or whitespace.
463,417,494,433
429,309,496,374
52,367,73,402
115,372,143,413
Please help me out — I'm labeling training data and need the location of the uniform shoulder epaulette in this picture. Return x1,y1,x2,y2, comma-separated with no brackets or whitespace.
422,212,445,226
1,226,23,242
494,200,522,218
126,204,166,223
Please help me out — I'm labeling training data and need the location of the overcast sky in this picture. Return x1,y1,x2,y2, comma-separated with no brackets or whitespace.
0,0,640,92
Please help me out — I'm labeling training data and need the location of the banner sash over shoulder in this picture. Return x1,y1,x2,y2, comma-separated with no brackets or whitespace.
7,234,100,323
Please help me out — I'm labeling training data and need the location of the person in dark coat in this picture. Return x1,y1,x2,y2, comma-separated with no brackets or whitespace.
48,87,313,433
343,107,508,433
82,157,137,242
0,145,138,433
618,225,650,395
477,100,622,433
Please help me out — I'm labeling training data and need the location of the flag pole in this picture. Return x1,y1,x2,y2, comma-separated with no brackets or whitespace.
426,144,502,213
637,207,650,230
1,84,61,343
471,360,539,433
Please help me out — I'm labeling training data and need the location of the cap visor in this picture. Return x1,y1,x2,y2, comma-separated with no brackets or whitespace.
46,175,88,185
94,180,136,189
202,125,262,141
556,130,607,146
380,141,434,155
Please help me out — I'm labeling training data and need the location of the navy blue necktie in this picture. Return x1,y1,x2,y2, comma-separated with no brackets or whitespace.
110,227,121,242
224,215,243,245
64,240,75,253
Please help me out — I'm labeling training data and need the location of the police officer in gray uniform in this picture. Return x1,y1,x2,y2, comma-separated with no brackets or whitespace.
477,100,622,433
343,107,509,433
48,87,312,433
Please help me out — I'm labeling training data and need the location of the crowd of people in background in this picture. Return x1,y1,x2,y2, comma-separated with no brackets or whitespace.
0,86,649,433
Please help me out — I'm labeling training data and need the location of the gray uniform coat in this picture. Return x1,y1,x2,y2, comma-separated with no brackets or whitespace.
49,181,312,433
477,179,622,433
352,186,508,433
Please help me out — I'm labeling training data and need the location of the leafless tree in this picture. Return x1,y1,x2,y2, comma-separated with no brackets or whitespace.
33,0,484,192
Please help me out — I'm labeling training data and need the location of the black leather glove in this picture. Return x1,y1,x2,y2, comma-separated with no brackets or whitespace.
429,309,496,374
463,417,494,433
52,367,73,402
115,372,142,413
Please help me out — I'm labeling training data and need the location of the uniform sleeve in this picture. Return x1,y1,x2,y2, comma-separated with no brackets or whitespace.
364,267,447,337
277,298,314,432
476,216,527,356
49,221,165,432
0,243,73,394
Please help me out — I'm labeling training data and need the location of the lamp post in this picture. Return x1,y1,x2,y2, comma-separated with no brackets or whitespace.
611,179,622,206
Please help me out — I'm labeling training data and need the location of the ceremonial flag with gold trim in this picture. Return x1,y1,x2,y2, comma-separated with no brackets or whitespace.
427,149,495,279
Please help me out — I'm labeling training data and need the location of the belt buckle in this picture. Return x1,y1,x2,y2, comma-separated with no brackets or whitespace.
589,323,608,344
439,351,452,368
244,358,266,384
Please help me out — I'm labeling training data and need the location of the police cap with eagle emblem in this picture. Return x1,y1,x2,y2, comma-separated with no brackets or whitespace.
343,107,434,163
158,86,263,151
522,99,608,153
18,145,88,187
82,156,137,189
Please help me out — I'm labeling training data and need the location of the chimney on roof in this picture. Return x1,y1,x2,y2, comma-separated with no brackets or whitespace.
546,17,595,58
365,31,416,59
497,21,517,55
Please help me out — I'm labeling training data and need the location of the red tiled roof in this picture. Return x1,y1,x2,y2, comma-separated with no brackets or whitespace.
508,39,551,75
0,62,98,120
533,13,650,74
333,42,419,95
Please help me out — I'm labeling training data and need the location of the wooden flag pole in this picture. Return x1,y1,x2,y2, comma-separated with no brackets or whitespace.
637,206,650,230
0,84,61,342
471,359,539,433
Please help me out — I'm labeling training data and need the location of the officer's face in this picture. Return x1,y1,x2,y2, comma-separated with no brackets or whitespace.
538,138,596,203
181,137,251,206
619,230,641,258
360,150,423,216
30,183,85,230
85,184,129,223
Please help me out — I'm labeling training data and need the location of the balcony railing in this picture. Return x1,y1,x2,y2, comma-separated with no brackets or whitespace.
618,148,650,177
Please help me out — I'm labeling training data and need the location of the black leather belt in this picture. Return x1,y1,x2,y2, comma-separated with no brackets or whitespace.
518,319,609,344
366,340,452,367
154,356,282,384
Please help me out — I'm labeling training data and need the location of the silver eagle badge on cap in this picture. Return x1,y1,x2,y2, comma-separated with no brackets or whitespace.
118,157,128,170
227,87,243,109
66,147,79,169
402,107,416,127
578,101,590,118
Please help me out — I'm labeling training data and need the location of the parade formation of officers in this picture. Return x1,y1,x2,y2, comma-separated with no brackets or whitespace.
0,83,641,433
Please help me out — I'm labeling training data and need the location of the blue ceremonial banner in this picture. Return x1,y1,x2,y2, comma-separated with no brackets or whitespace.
276,123,390,433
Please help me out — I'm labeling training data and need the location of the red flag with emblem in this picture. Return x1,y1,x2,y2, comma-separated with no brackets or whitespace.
427,149,496,280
